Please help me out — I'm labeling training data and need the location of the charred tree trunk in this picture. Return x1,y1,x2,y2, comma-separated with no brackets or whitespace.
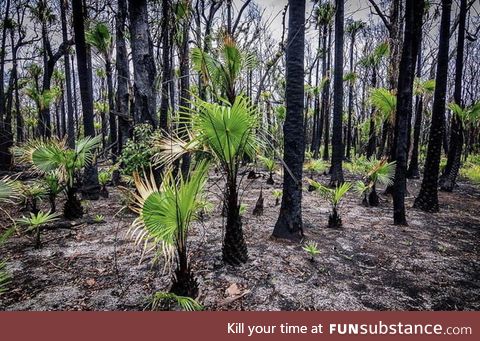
313,24,328,159
129,0,157,127
414,0,452,212
330,0,345,186
72,0,100,200
223,177,248,265
106,59,117,160
345,27,357,160
272,0,305,242
440,0,467,192
322,26,332,161
179,4,191,177
366,67,377,159
407,33,423,179
0,0,12,170
116,0,131,154
60,0,75,149
159,0,171,132
392,0,424,225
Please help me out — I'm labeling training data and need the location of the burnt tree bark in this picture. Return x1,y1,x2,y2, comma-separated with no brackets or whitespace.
60,0,75,149
392,0,424,225
413,0,452,212
440,0,467,192
407,33,424,179
159,0,171,132
116,0,131,154
72,0,100,200
329,0,345,186
129,0,157,127
272,0,306,242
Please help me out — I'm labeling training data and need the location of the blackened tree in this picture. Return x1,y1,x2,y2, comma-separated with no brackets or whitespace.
392,0,424,225
329,0,345,186
440,0,467,192
272,0,306,241
413,0,452,212
128,0,158,127
72,0,100,199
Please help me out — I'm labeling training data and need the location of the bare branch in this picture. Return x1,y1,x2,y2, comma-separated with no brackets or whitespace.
367,0,391,32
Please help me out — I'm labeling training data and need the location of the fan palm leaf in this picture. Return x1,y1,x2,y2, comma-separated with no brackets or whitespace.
369,87,397,124
128,162,209,267
151,292,203,311
367,159,396,187
0,177,20,204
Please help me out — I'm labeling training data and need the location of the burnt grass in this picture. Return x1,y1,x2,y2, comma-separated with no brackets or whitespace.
1,169,479,311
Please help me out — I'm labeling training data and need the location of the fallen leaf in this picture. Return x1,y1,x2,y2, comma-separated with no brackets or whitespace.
225,283,241,297
86,278,96,286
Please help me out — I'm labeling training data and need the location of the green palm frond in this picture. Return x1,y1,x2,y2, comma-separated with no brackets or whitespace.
449,101,480,127
466,101,480,123
359,41,389,68
98,170,111,186
191,46,223,89
193,96,260,169
333,182,352,206
343,72,358,84
128,162,209,261
17,211,60,231
346,20,366,34
25,86,60,111
369,87,396,123
354,180,370,194
151,292,203,311
75,135,102,166
0,228,13,246
21,182,47,201
302,241,320,257
86,22,112,56
258,156,276,172
304,159,327,173
15,135,100,188
0,177,20,203
372,41,390,63
414,78,436,95
44,171,63,195
0,260,10,295
315,2,335,26
309,180,352,207
153,96,261,174
368,159,396,187
272,189,282,198
191,36,252,99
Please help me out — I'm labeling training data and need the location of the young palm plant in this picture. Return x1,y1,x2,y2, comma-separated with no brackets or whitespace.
258,155,277,185
44,171,63,213
98,170,111,198
17,211,60,249
150,292,203,311
272,189,282,206
128,162,208,298
308,180,352,228
0,229,13,294
0,177,20,295
14,136,101,219
153,96,261,266
369,87,397,127
191,35,255,104
305,159,328,191
356,158,396,206
20,182,47,214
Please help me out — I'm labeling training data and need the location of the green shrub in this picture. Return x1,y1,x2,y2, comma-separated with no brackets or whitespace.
460,156,480,185
119,124,158,176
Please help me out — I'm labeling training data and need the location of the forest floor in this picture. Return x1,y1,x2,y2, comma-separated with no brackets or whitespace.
1,168,479,311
